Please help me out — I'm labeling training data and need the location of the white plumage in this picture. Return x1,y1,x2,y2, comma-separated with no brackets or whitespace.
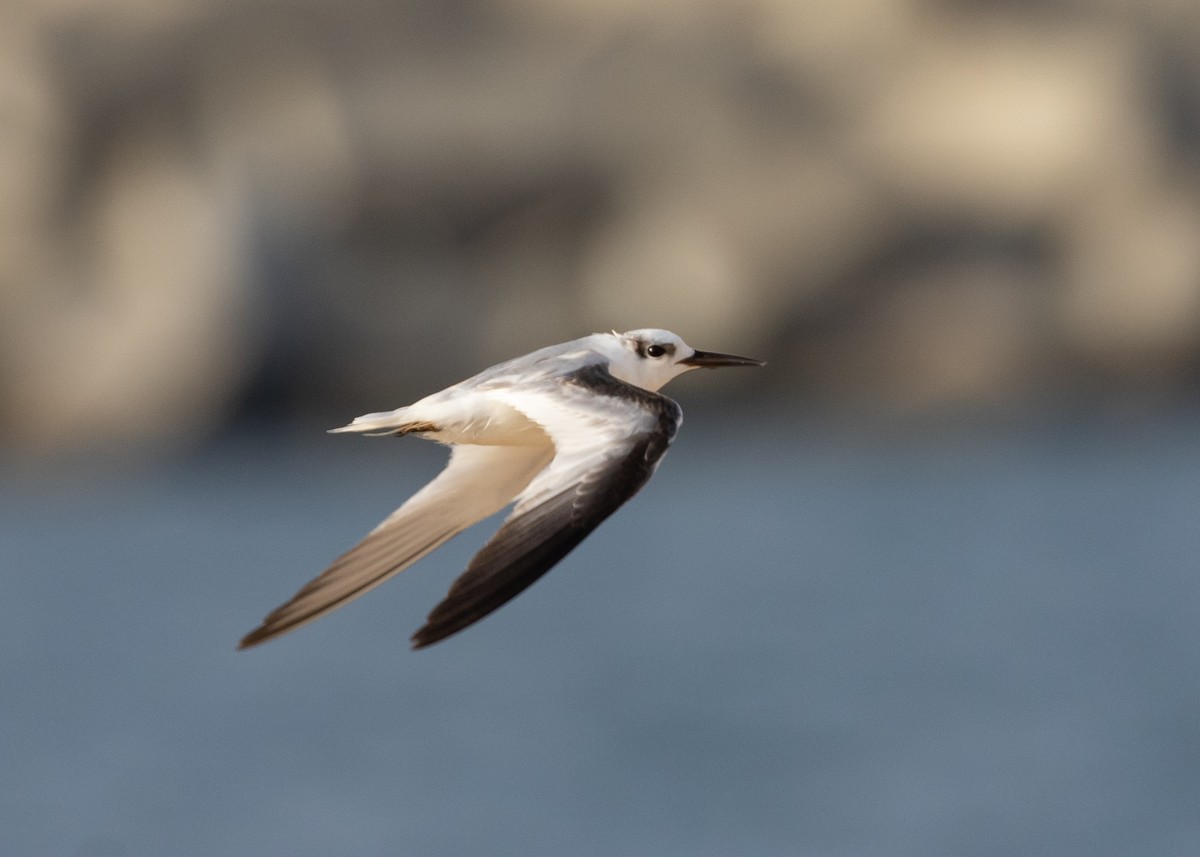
239,328,763,650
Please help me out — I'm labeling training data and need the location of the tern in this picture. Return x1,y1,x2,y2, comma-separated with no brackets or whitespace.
239,328,763,650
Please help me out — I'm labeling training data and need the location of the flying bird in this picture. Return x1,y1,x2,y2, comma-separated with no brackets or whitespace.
239,328,763,650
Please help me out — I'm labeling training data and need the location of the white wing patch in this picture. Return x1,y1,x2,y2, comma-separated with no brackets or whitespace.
410,370,680,647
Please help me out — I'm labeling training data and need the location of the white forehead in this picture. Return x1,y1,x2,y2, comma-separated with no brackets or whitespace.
619,328,687,348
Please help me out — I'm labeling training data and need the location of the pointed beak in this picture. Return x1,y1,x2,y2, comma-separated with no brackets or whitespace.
680,349,766,369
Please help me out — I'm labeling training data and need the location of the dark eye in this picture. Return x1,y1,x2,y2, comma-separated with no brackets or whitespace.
646,344,667,358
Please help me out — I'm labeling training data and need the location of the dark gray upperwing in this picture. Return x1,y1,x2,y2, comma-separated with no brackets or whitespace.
410,367,680,648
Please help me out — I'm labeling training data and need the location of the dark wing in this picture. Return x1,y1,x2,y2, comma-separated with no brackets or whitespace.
410,365,680,648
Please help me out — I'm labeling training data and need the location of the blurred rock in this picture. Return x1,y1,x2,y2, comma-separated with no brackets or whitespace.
2,0,1200,459
790,242,1051,413
1059,173,1200,376
4,114,253,456
851,15,1145,225
579,144,885,348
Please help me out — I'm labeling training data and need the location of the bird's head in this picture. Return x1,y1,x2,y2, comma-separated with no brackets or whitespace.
600,328,764,392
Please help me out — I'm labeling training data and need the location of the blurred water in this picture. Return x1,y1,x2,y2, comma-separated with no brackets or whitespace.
2,413,1198,857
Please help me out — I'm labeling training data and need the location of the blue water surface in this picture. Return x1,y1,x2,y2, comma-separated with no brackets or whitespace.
2,412,1198,856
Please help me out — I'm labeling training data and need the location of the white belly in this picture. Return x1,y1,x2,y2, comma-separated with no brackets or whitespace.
413,394,551,447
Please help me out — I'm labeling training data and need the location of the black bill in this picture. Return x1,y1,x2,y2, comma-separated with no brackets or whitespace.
680,349,765,368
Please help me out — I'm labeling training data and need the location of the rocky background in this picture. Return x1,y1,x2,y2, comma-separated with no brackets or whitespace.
3,0,1200,458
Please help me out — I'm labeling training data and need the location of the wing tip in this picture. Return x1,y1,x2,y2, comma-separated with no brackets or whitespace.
239,612,304,650
409,624,444,650
237,625,273,650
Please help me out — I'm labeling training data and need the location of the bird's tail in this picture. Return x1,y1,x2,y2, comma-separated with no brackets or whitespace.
328,409,437,437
